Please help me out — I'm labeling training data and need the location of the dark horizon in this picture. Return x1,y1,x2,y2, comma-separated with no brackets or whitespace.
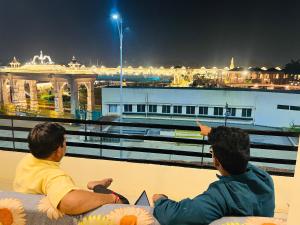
0,0,299,68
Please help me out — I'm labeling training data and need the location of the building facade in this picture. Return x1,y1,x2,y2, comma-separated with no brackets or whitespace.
102,87,300,128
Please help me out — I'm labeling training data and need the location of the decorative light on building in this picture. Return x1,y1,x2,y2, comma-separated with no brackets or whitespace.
9,57,21,68
230,57,235,70
68,56,81,69
242,70,249,76
31,51,54,65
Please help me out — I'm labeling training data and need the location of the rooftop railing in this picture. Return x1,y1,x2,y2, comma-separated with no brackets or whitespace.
0,115,298,177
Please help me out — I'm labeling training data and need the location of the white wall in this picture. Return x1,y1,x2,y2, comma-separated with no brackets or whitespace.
0,151,293,213
287,139,300,225
102,87,300,128
255,92,300,127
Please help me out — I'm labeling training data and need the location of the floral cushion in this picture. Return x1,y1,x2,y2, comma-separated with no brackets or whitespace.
0,192,287,225
0,192,160,225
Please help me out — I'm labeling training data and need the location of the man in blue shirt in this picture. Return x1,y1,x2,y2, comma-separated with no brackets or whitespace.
153,125,275,225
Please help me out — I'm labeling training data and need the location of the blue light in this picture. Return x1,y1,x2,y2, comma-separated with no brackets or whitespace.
111,13,119,20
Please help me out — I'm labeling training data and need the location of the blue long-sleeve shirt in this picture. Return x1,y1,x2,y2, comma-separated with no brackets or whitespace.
153,164,274,225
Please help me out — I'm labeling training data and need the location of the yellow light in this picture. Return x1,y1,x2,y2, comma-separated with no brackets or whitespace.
261,67,267,71
242,71,249,75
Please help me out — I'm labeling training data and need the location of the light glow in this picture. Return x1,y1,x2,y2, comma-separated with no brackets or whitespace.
242,70,249,76
112,13,119,20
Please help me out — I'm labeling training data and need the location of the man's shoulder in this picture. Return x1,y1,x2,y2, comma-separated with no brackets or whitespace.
248,163,273,180
17,154,67,177
207,179,227,193
18,154,32,164
16,154,34,171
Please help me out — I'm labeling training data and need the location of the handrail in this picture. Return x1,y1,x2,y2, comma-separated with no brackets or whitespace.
0,127,296,151
0,115,298,177
0,115,299,137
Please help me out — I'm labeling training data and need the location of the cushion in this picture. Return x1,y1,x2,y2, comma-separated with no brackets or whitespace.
0,191,160,225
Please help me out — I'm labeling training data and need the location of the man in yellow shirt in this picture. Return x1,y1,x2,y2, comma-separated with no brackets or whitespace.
14,122,125,215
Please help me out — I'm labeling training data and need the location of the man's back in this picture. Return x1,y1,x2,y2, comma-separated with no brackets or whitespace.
154,164,274,225
211,163,274,217
13,122,122,215
14,154,78,208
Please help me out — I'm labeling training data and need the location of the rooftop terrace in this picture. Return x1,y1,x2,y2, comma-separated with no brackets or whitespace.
0,115,299,223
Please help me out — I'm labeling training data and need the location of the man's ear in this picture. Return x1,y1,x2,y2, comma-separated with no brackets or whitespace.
54,146,63,158
213,156,221,169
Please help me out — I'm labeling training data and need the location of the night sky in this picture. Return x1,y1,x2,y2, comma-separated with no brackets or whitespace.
0,0,299,67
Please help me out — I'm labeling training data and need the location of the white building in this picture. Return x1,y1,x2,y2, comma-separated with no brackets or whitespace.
102,87,300,128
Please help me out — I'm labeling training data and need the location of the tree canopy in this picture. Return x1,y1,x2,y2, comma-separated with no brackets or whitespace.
284,59,300,74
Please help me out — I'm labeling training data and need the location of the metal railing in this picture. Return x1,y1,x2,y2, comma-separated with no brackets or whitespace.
0,115,298,177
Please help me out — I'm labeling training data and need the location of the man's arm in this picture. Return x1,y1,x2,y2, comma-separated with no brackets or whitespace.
58,189,120,215
153,189,225,225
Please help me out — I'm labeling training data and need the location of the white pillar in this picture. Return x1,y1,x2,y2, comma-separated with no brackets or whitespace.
28,80,38,111
86,80,95,112
287,137,300,225
12,79,27,109
69,78,78,116
2,79,11,105
51,80,65,113
0,79,4,105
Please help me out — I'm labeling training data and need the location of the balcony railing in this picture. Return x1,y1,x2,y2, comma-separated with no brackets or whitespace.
0,115,298,177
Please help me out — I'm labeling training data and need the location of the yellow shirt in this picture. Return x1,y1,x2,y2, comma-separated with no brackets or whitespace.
13,154,79,208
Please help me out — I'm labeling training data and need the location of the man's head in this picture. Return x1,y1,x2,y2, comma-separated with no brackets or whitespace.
208,126,250,175
28,122,66,160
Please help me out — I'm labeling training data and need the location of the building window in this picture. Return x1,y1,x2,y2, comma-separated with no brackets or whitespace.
162,105,171,114
227,108,236,116
124,104,132,112
242,108,252,117
186,106,195,114
277,105,289,110
137,104,146,112
290,106,300,111
199,106,208,115
109,104,118,113
214,107,223,116
173,105,182,114
148,105,157,113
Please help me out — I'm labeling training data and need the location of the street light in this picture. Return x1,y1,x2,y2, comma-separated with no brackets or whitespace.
112,14,119,20
111,12,123,120
111,12,124,158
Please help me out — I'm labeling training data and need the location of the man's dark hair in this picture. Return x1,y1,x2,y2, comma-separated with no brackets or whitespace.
208,126,250,175
28,122,66,159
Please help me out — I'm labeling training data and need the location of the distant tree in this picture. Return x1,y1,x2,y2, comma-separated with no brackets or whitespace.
284,59,300,74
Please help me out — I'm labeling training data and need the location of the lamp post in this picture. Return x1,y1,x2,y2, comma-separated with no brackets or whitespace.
224,102,231,127
111,13,124,121
112,13,124,158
